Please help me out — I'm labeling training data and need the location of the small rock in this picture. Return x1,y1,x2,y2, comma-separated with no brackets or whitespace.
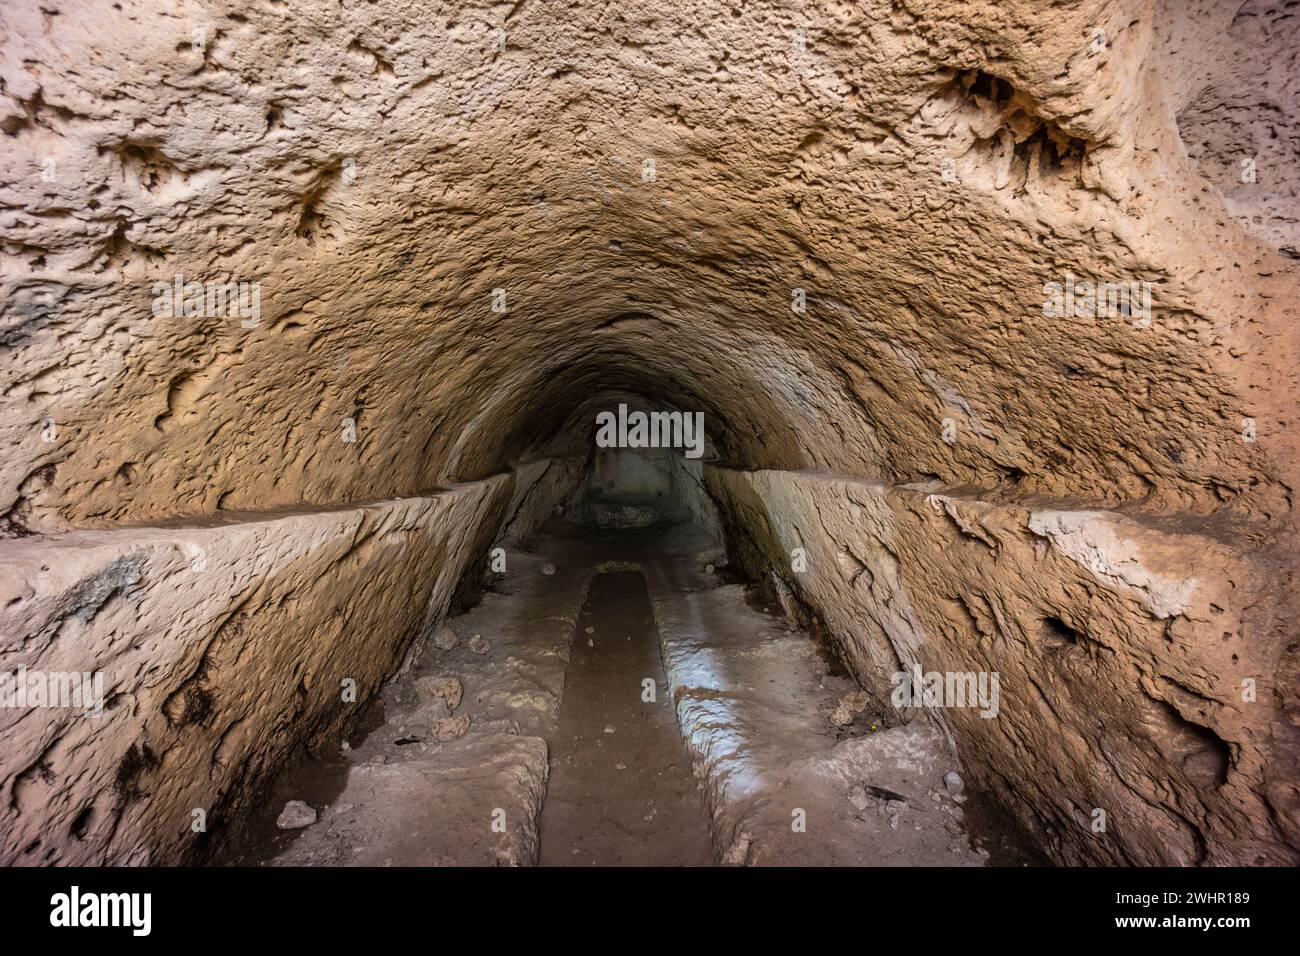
705,563,715,574
416,675,463,711
722,832,751,866
848,786,870,812
587,639,594,647
276,800,317,830
432,625,459,651
830,691,869,727
944,771,964,796
603,724,616,734
432,714,470,741
614,762,627,770
585,626,595,634
541,562,556,576
468,634,490,654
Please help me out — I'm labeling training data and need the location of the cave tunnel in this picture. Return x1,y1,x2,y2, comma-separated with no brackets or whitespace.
0,0,1298,895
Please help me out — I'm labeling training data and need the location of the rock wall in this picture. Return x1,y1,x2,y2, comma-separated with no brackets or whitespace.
495,456,586,546
2,0,1295,533
706,466,1299,865
0,476,514,865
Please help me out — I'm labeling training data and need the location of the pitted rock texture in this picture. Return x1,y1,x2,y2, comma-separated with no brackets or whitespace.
706,466,1299,865
0,476,513,864
1,0,1296,532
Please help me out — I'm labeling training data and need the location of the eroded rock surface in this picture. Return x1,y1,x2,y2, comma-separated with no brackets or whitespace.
0,466,569,865
706,466,1298,865
1,0,1295,529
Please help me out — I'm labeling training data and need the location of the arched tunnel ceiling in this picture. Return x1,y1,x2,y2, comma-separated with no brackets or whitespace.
0,0,1296,532
455,327,813,478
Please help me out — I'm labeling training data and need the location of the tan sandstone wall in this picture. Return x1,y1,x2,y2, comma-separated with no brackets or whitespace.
0,475,515,865
706,466,1299,866
1,0,1295,533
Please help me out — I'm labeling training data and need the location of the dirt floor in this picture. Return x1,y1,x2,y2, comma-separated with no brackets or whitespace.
222,516,1040,867
538,570,714,865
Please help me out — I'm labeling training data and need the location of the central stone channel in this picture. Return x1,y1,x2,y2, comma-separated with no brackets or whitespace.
538,570,713,866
